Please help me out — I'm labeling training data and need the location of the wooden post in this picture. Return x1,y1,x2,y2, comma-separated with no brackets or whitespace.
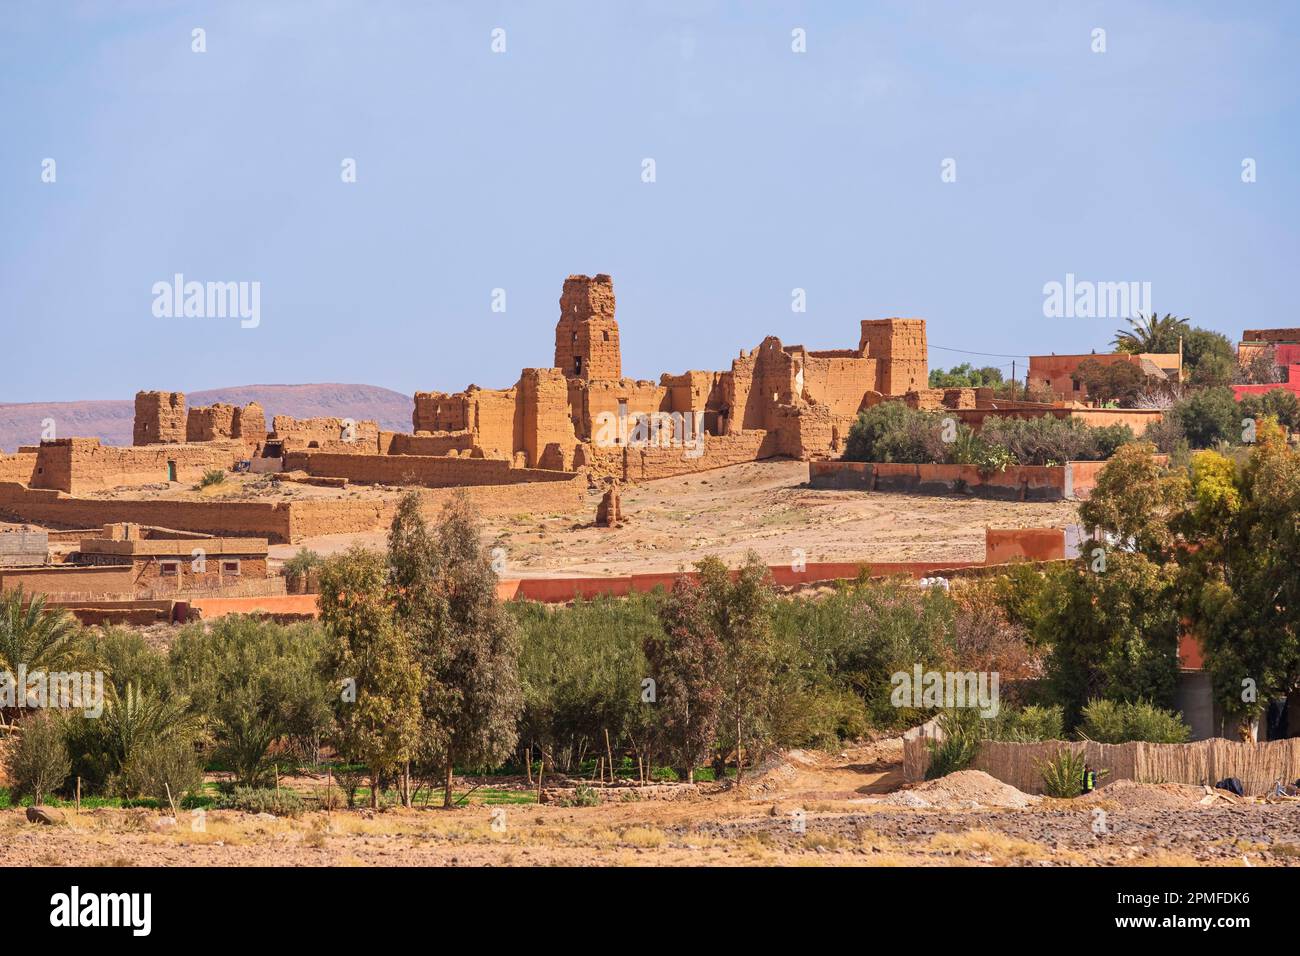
164,782,178,818
604,728,615,784
75,777,81,812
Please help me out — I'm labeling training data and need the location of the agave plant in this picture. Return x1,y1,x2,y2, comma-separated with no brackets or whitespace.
1035,747,1107,798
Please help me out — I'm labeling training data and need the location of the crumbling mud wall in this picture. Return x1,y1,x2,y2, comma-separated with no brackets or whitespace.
29,439,242,494
587,431,780,482
0,451,38,485
270,415,382,453
133,391,187,445
283,452,580,488
283,476,586,540
0,475,584,545
0,483,295,542
186,401,267,443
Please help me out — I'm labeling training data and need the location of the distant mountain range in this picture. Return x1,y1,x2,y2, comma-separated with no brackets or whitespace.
0,384,415,453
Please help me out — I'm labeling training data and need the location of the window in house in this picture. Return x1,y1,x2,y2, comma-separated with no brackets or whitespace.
222,560,241,575
602,331,609,341
159,561,180,576
574,356,582,375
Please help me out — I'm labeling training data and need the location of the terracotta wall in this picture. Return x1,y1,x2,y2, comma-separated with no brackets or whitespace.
808,460,1071,500
494,529,1057,604
985,527,1066,563
808,459,1141,501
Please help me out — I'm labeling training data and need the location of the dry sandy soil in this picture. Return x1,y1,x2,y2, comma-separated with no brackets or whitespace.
6,741,1298,868
270,460,1081,577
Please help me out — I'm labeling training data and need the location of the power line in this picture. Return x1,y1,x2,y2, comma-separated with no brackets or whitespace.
929,344,1031,359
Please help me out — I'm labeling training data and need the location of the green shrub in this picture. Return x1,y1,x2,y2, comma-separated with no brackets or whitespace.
563,785,600,807
215,786,305,817
5,711,70,804
1077,698,1189,744
199,469,227,488
843,403,945,464
63,684,199,795
83,627,172,698
170,617,333,781
283,547,321,577
116,737,204,804
331,768,366,808
1169,387,1239,448
992,705,1064,743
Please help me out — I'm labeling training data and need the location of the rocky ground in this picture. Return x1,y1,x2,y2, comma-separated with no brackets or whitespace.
272,460,1081,577
6,742,1297,867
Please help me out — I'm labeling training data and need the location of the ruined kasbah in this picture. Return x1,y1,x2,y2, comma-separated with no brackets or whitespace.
0,270,1180,613
0,272,1149,618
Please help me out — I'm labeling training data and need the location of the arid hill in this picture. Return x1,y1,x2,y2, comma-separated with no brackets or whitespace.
0,384,414,452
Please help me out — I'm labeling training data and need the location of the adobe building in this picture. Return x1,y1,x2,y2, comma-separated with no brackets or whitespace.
1027,350,1182,403
72,522,269,593
0,523,271,601
1234,328,1300,404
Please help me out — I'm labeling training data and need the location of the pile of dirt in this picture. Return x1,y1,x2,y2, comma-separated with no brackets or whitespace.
882,770,1039,810
1078,779,1210,810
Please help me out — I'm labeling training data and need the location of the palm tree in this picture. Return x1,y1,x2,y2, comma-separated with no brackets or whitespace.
1112,313,1189,354
0,587,81,676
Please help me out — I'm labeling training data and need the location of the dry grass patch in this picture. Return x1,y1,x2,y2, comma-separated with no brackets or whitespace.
620,826,667,848
929,829,1046,863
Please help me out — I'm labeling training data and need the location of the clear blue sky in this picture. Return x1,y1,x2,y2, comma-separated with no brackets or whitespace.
2,1,1297,403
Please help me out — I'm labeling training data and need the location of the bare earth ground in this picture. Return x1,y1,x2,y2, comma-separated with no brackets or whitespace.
270,460,1082,576
4,741,1298,867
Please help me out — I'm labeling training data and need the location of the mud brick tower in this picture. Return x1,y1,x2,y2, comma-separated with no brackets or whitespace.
133,391,186,445
555,274,621,381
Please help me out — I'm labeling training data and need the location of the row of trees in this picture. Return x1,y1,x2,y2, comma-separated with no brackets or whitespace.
10,429,1294,800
